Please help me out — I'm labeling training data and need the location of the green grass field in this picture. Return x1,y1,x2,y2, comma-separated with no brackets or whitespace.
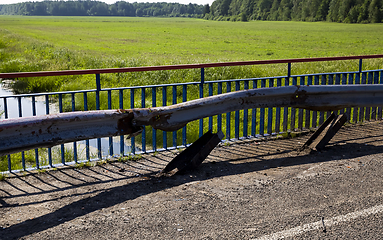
1,16,383,62
1,16,383,93
1,16,383,172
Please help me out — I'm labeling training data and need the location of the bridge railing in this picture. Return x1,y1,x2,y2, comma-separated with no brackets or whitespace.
1,55,383,173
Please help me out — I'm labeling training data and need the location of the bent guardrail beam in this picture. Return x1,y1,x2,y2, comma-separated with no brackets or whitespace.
1,84,383,156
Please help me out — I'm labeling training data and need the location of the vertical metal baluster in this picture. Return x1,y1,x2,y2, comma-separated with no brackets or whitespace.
346,74,353,122
226,81,231,140
162,87,167,149
327,74,333,119
360,72,366,122
298,77,304,130
335,74,341,116
218,82,223,134
95,74,102,159
4,98,12,172
306,76,313,129
131,89,136,154
107,90,113,156
200,67,205,138
32,96,39,169
355,72,361,122
378,70,383,120
302,77,309,130
319,75,326,125
305,75,313,129
373,71,379,120
152,87,157,151
45,95,52,167
267,78,274,135
274,78,281,134
283,77,289,132
17,96,26,170
365,72,372,121
312,75,319,128
199,82,204,138
260,79,266,135
208,83,213,131
182,85,187,146
172,85,177,148
58,94,65,165
119,89,124,155
290,77,297,132
339,74,346,115
366,72,373,120
243,80,249,138
141,87,146,153
84,92,90,160
3,97,8,119
252,80,258,136
235,81,240,139
71,93,78,163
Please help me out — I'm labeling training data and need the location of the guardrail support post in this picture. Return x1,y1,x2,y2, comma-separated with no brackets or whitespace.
162,130,224,174
300,112,347,151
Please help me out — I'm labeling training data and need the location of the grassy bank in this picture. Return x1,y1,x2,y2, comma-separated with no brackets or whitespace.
1,16,383,171
1,16,383,94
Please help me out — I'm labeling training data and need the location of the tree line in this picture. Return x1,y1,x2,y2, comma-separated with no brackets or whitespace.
0,0,382,23
0,1,207,18
208,0,383,22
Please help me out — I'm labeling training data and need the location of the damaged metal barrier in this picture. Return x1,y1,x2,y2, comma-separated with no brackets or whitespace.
2,84,383,158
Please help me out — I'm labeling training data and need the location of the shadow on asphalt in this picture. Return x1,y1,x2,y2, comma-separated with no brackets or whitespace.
2,139,383,239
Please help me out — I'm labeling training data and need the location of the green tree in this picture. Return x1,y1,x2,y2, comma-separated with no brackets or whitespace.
369,0,383,22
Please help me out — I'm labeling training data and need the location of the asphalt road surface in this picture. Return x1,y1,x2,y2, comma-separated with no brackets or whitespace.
1,121,383,239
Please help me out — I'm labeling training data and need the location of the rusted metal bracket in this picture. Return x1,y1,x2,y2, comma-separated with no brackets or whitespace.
300,112,347,151
162,130,224,174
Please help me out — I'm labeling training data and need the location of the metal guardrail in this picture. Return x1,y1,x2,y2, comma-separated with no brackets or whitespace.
2,84,383,157
1,55,383,173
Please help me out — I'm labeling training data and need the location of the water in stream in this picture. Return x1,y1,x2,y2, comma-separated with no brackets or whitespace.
0,83,133,159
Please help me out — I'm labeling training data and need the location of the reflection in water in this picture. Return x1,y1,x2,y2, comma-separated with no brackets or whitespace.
0,83,133,157
0,83,54,119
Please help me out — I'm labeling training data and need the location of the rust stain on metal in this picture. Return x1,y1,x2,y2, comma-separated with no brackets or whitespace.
2,84,383,156
117,111,143,136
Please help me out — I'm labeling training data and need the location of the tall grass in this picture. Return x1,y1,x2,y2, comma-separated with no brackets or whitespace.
1,17,383,171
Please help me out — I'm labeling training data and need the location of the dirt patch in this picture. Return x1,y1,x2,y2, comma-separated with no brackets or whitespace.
1,121,383,239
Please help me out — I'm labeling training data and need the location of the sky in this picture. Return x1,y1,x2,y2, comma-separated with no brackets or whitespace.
0,0,215,6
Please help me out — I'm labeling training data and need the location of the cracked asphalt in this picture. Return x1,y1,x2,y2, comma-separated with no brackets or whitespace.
1,121,383,239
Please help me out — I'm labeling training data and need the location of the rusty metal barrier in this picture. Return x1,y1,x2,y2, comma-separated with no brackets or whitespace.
2,84,383,157
1,55,383,173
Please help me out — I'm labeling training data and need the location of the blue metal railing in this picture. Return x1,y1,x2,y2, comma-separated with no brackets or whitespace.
1,55,383,173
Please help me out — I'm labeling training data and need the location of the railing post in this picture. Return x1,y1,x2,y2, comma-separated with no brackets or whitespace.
287,62,291,78
95,73,102,159
359,59,363,73
3,98,11,172
199,68,205,138
152,87,157,151
201,67,205,84
96,73,101,110
17,96,26,171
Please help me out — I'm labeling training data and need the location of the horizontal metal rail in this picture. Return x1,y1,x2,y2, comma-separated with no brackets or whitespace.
2,84,383,157
0,54,382,78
